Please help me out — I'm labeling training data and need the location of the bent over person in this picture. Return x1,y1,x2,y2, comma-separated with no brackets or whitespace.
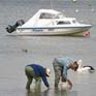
25,64,51,90
53,56,79,89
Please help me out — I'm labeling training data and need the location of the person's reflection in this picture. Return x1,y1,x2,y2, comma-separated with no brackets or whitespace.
54,88,78,96
54,88,68,96
61,90,68,96
26,86,50,96
41,88,49,96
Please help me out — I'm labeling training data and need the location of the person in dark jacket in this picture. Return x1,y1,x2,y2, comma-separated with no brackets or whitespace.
25,64,51,90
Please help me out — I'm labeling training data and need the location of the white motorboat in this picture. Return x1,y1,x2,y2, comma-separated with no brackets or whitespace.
6,9,92,36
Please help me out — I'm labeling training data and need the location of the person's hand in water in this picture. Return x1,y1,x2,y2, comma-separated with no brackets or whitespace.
67,79,72,90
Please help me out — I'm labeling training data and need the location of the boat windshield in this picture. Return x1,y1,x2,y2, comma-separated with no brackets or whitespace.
39,13,56,19
39,12,65,19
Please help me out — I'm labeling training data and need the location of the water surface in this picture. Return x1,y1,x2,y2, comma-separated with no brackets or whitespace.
0,0,96,96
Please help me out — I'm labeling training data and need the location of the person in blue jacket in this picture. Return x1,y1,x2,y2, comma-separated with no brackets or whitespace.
53,56,79,89
25,64,51,90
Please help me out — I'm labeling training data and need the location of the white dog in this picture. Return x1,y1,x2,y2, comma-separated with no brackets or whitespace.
77,59,95,73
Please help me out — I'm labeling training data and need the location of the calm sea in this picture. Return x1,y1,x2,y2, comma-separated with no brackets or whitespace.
0,0,96,96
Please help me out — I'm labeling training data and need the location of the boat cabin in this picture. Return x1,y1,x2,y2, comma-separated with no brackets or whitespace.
19,9,79,28
38,9,79,25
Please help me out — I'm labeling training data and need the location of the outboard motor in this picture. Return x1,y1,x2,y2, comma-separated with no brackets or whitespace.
6,19,25,33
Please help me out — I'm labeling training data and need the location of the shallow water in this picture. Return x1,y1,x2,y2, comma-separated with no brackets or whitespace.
0,0,96,96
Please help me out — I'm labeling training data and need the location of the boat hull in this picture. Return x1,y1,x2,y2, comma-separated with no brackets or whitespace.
16,26,91,36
